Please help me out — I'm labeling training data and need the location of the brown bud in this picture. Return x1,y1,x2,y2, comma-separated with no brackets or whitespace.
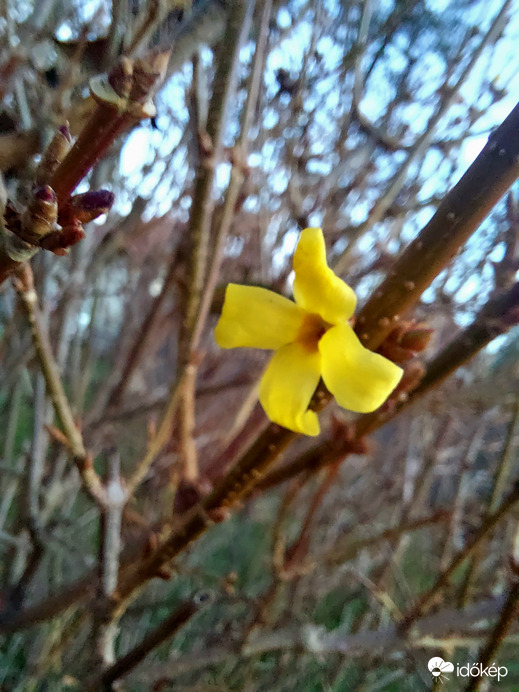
108,56,134,100
34,186,57,203
377,321,433,364
59,125,72,141
130,50,170,103
377,343,416,363
399,327,433,353
59,189,114,226
36,124,72,185
207,507,231,523
22,185,58,238
40,221,85,255
155,565,173,581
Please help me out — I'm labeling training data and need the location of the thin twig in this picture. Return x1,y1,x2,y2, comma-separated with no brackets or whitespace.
399,483,519,632
86,593,212,690
334,0,513,273
13,264,107,507
92,451,126,672
464,524,519,692
177,0,256,480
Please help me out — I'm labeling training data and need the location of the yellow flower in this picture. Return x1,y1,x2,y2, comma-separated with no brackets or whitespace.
214,228,403,436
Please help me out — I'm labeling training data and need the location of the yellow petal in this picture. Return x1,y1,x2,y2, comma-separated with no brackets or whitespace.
215,284,305,350
259,342,321,436
293,227,357,324
319,323,403,413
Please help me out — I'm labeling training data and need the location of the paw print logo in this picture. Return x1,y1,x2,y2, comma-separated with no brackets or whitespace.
428,657,454,683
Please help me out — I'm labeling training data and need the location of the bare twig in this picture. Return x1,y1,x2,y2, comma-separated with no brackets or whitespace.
399,483,519,632
334,0,513,273
13,264,107,507
92,451,126,673
176,0,256,481
86,592,213,690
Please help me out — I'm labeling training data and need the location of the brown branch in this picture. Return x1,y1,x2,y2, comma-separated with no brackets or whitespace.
92,451,126,675
179,0,255,364
457,399,519,606
318,511,451,570
190,0,271,351
138,595,509,681
355,102,519,351
464,578,519,691
176,0,256,481
50,51,169,204
411,285,519,398
334,0,512,273
399,483,519,632
12,265,107,507
116,423,298,600
105,255,178,408
124,373,185,498
86,593,212,690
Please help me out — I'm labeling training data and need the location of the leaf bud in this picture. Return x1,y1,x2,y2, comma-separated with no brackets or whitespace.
58,189,115,226
107,56,134,100
40,220,85,255
35,124,72,185
22,185,58,238
130,50,170,103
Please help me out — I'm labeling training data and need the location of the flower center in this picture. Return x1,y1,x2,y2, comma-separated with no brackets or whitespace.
296,313,330,352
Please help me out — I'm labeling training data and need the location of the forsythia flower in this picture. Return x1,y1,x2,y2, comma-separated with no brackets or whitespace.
214,228,403,436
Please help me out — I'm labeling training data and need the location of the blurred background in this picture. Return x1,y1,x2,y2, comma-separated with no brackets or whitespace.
0,0,518,689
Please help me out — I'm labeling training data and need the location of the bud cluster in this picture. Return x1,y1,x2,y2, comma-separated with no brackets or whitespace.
375,321,433,410
3,125,115,256
377,320,433,364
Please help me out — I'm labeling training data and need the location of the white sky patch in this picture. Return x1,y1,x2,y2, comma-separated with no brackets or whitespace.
215,162,232,191
455,275,480,303
149,277,164,297
425,0,450,10
486,332,515,354
272,228,299,273
120,129,152,178
277,7,292,29
78,312,90,328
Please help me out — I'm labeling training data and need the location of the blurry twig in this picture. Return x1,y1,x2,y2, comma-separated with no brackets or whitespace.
13,265,107,507
457,399,519,605
464,579,519,692
91,451,126,675
177,0,256,482
316,511,451,570
399,483,519,632
334,0,513,273
464,522,519,692
86,592,212,690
